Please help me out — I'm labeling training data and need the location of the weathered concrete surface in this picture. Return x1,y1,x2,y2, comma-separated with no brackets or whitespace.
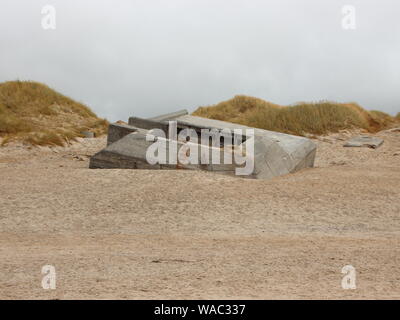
149,109,188,122
107,123,137,146
90,112,317,179
128,117,169,133
174,115,317,175
343,136,384,149
91,131,243,175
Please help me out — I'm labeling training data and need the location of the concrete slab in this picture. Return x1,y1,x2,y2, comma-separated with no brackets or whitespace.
343,136,384,149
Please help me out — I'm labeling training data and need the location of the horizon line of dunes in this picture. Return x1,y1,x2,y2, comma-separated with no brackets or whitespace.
0,81,108,146
193,95,400,136
0,81,399,146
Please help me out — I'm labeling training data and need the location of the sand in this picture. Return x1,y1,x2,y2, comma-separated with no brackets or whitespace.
0,129,399,299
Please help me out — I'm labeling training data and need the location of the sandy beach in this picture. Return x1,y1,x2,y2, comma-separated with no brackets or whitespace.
0,129,399,299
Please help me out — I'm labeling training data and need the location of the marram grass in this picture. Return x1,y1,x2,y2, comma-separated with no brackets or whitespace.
193,95,399,136
0,81,108,146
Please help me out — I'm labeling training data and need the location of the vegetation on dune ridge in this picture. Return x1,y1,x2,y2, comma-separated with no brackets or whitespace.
1,81,396,145
193,95,399,136
0,81,108,146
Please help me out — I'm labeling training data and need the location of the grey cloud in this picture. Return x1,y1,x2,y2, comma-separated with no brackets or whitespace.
0,0,399,121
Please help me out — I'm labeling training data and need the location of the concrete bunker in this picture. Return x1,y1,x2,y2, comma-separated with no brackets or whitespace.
90,110,317,179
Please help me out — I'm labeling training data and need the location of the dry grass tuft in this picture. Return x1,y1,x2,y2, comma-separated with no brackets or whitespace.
0,81,108,146
193,95,399,136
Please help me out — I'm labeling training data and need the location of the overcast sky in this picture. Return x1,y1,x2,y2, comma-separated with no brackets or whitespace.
1,0,399,121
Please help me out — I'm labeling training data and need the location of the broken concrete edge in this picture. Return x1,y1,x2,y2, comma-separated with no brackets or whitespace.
148,109,189,122
128,117,170,132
